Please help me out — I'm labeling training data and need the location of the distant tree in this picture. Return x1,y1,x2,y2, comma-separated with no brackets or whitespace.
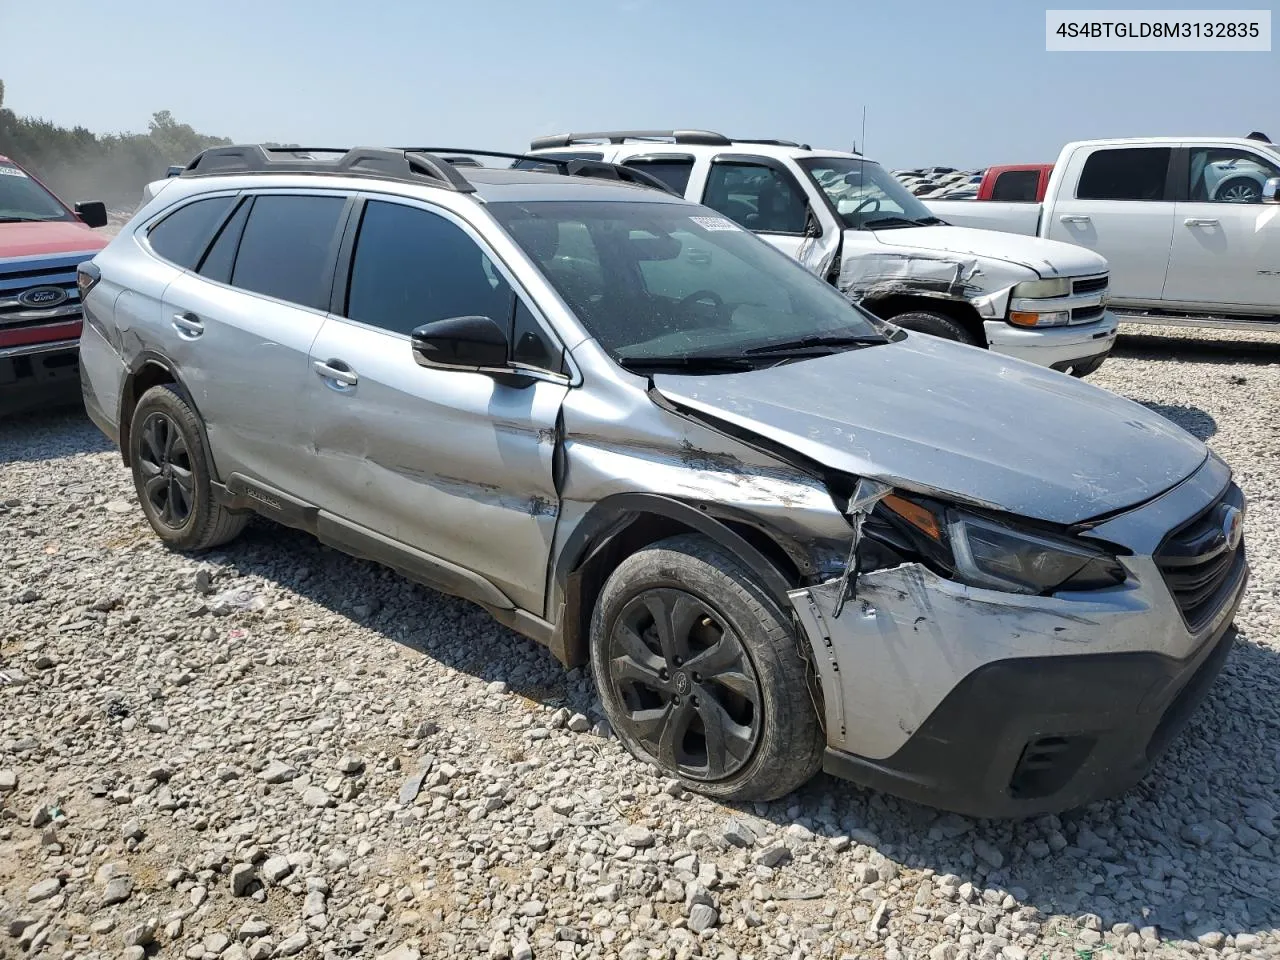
0,82,231,208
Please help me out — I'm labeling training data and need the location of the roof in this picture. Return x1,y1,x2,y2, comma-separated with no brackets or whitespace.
1061,136,1278,150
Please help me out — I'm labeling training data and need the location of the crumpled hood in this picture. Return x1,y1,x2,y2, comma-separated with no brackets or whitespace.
0,220,106,261
653,335,1206,525
867,224,1107,278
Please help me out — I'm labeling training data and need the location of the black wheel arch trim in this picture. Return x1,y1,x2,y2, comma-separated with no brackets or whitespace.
548,493,802,669
556,493,796,604
118,351,211,471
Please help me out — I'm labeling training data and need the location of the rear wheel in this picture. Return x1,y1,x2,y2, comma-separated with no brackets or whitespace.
589,534,823,801
888,310,979,345
128,385,249,551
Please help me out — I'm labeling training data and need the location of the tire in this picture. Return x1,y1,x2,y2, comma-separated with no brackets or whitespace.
589,533,823,801
128,384,249,551
1214,177,1261,204
889,310,979,345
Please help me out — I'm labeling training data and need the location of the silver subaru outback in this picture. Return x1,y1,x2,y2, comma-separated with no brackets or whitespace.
78,145,1247,817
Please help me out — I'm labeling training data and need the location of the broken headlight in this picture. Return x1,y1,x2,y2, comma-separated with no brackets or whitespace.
878,494,1125,595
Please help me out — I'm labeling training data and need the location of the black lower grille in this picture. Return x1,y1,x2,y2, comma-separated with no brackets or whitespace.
1155,483,1246,631
1070,304,1106,324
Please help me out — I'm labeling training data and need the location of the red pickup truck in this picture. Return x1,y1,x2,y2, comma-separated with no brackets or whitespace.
1,155,109,415
973,163,1054,202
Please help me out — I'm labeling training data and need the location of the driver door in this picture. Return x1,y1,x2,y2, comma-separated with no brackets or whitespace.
1164,144,1280,311
699,155,841,279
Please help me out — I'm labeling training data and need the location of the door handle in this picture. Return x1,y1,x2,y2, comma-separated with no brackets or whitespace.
1184,218,1220,227
313,359,358,387
1059,215,1092,224
171,313,204,338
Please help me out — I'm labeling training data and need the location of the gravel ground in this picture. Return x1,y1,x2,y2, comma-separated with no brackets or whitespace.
1,325,1278,960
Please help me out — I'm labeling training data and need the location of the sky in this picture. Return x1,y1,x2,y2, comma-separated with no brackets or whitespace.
1,0,1275,170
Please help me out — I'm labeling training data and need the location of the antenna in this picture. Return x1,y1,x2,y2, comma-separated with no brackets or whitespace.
861,105,867,155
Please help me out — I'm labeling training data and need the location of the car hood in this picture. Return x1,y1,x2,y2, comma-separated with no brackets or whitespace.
866,224,1107,278
0,220,107,261
653,335,1205,525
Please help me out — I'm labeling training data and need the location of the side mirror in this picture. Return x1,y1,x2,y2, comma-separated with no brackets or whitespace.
1263,177,1280,203
411,315,509,371
75,201,108,229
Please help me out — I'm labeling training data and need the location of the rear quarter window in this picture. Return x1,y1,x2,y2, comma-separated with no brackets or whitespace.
147,196,237,269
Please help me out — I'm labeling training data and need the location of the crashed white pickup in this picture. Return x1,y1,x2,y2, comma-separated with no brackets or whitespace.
524,132,1119,376
927,137,1280,333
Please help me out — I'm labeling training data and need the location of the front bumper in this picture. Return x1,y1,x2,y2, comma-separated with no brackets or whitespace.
822,606,1241,818
983,310,1119,371
790,456,1248,817
0,339,82,417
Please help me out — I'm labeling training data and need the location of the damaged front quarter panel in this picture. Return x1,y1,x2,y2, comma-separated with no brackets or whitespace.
837,248,1028,320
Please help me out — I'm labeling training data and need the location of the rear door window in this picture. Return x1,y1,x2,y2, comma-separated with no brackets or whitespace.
1077,148,1171,201
229,195,347,310
147,196,237,269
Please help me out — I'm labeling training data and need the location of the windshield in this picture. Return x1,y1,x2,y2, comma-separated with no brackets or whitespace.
488,200,887,367
797,157,941,230
0,162,73,222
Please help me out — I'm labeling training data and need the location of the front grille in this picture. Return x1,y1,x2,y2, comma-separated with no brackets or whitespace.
1073,275,1108,295
0,254,88,349
1155,483,1246,632
1070,304,1106,324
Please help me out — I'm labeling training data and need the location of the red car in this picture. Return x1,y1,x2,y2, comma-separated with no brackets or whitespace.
974,163,1055,202
1,155,109,415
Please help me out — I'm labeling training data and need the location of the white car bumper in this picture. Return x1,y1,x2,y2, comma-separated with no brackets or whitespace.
983,310,1119,373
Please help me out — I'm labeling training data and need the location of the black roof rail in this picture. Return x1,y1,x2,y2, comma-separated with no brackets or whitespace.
179,144,476,193
530,129,732,150
405,147,681,196
733,138,813,151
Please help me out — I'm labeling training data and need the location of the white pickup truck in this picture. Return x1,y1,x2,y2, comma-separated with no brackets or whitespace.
927,137,1280,332
523,130,1119,376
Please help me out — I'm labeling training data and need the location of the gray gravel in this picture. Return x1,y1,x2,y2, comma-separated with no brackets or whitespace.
1,325,1279,960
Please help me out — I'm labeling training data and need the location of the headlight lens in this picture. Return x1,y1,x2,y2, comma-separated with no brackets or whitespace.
880,494,1125,595
1011,277,1071,299
948,514,1125,594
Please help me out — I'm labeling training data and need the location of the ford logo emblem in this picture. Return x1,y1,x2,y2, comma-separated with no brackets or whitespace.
17,286,68,309
1219,504,1244,552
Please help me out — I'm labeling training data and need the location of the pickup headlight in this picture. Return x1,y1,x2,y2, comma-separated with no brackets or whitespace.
879,494,1125,595
1011,278,1071,299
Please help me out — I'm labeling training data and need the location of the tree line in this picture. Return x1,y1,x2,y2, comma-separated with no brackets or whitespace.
0,80,231,209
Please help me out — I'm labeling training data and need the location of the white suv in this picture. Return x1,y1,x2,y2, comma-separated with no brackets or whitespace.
524,130,1118,376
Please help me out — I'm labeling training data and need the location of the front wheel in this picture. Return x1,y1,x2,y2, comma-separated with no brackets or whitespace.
1215,177,1261,203
887,310,979,345
589,534,823,801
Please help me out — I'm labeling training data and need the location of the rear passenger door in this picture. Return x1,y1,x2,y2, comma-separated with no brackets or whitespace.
159,191,351,498
302,197,568,615
1045,146,1177,303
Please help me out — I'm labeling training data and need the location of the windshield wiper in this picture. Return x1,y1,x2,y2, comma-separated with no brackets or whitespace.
615,354,757,372
0,216,54,223
861,216,929,229
743,334,885,357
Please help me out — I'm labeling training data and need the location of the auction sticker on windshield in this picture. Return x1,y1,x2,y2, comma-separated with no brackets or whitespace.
0,166,29,177
691,216,740,232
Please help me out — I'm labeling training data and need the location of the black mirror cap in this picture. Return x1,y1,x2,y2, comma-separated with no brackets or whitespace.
411,315,509,371
75,201,109,229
